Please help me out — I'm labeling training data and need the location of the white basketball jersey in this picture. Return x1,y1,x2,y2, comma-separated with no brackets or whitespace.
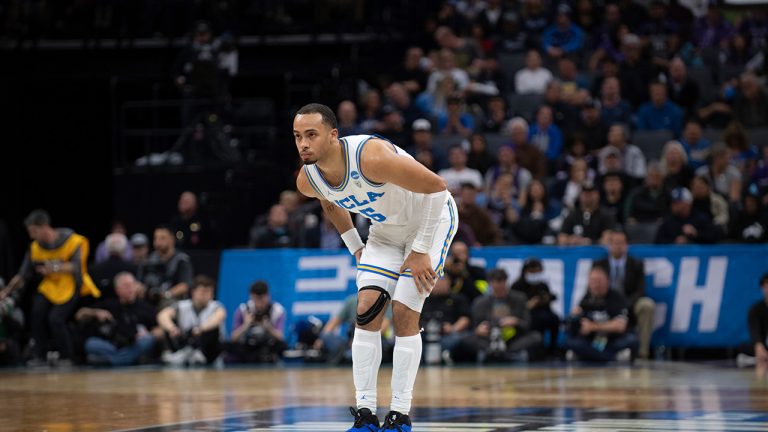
304,135,424,226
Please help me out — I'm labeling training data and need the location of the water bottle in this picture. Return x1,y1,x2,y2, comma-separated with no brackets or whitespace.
425,319,442,365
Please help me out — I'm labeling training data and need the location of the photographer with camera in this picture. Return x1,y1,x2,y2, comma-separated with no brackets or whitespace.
157,275,225,366
226,281,287,363
443,241,487,304
76,272,160,366
564,266,638,362
510,258,561,357
456,268,542,363
419,276,471,365
138,225,194,308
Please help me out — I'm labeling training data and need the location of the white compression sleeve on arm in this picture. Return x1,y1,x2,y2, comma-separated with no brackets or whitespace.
341,228,364,255
411,190,448,253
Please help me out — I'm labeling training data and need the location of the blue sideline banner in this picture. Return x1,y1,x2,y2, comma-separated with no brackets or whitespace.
217,245,768,347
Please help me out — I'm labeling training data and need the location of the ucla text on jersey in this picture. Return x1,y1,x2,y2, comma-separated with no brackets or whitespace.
304,135,422,225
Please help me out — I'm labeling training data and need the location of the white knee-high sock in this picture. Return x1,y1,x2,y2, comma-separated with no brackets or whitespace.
352,328,382,413
390,334,422,415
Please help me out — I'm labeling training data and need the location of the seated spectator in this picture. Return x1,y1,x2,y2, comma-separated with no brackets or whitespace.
600,172,627,225
643,1,679,68
511,180,558,244
738,273,768,367
358,88,384,133
456,268,542,362
467,134,496,176
89,233,138,300
680,119,711,170
415,74,458,119
392,46,429,96
226,281,287,363
557,134,597,177
514,49,553,95
457,183,503,245
730,186,768,243
733,72,768,128
488,173,521,228
407,118,449,171
697,79,737,129
426,49,470,95
690,175,729,236
551,158,592,211
636,81,684,137
485,144,531,198
130,233,150,267
0,290,22,366
444,241,487,304
157,275,226,366
564,266,637,362
695,143,743,204
588,5,624,71
655,187,720,244
665,57,700,117
723,121,759,179
625,163,670,224
494,10,529,56
94,221,132,264
558,180,617,246
528,105,564,163
694,4,734,50
594,230,655,359
481,95,511,133
77,272,159,366
314,293,393,364
661,140,694,193
597,148,635,191
438,96,475,137
510,258,560,356
578,100,608,153
420,277,472,364
557,56,590,105
439,147,484,194
599,77,634,126
507,117,548,180
522,0,549,45
249,204,297,249
337,100,362,137
541,4,585,60
619,33,654,108
171,191,213,250
378,104,409,145
139,225,194,308
598,124,647,181
386,82,423,129
543,79,583,133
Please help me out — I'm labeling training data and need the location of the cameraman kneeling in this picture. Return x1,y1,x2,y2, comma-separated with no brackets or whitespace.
157,275,226,366
77,272,161,366
225,281,287,363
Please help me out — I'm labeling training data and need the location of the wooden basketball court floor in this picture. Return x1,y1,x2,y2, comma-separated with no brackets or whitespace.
2,362,768,431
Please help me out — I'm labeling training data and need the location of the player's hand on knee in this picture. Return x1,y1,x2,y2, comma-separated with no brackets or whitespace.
401,251,436,294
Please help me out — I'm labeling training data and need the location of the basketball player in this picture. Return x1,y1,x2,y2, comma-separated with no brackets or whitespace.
294,103,458,432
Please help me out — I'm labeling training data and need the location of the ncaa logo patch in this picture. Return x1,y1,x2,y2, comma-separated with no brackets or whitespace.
350,170,360,180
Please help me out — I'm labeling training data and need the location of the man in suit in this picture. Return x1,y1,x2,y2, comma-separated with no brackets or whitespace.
594,229,655,359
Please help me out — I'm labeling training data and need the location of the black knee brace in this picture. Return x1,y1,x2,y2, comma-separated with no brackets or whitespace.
356,286,391,326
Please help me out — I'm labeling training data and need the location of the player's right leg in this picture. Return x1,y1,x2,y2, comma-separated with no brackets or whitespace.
348,235,402,432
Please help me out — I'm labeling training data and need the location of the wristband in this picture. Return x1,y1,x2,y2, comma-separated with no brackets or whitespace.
341,228,364,255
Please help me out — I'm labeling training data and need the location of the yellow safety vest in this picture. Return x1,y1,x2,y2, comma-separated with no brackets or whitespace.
30,233,100,304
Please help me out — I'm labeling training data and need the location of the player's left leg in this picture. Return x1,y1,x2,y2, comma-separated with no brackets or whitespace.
381,196,458,432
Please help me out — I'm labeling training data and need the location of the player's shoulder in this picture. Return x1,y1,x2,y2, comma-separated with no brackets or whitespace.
295,167,316,198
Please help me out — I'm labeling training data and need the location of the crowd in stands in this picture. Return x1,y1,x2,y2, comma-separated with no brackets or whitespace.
2,0,768,369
